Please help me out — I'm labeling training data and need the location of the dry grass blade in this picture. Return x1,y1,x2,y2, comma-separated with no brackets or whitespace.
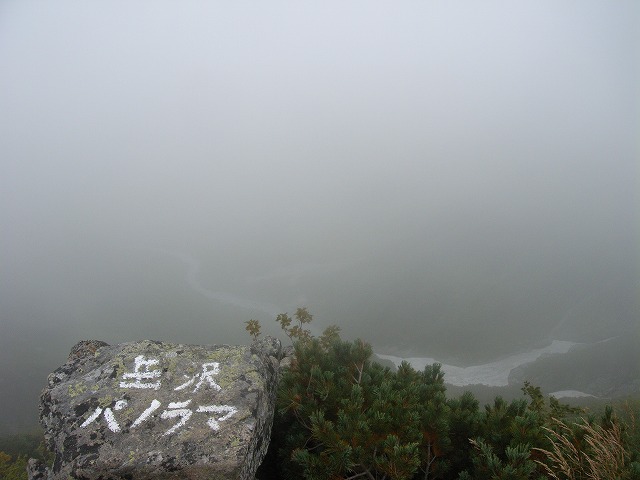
580,420,627,480
533,416,630,480
534,419,580,480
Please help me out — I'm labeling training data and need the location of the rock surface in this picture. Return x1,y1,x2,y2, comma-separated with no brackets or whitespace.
34,338,281,480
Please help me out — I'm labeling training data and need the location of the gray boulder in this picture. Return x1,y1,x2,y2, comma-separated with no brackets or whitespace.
34,338,281,480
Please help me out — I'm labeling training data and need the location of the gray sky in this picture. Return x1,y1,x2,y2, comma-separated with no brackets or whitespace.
0,1,638,431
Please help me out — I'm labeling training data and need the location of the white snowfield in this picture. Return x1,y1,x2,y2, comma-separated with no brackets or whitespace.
549,390,596,399
375,340,576,387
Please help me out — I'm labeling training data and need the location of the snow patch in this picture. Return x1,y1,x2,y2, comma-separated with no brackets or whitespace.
549,390,596,399
375,340,576,387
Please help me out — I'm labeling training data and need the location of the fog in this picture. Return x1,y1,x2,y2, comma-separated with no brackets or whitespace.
1,1,638,433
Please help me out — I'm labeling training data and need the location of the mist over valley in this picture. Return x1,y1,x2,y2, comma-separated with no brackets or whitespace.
1,0,638,435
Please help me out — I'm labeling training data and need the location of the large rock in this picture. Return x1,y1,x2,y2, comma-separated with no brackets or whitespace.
34,338,282,480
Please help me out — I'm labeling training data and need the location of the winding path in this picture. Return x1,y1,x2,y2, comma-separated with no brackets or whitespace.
154,249,283,317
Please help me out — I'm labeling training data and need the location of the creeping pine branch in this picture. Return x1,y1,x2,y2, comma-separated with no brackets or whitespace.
304,437,324,452
354,464,377,480
353,362,364,384
290,407,312,431
306,364,319,392
345,472,371,480
420,437,438,480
